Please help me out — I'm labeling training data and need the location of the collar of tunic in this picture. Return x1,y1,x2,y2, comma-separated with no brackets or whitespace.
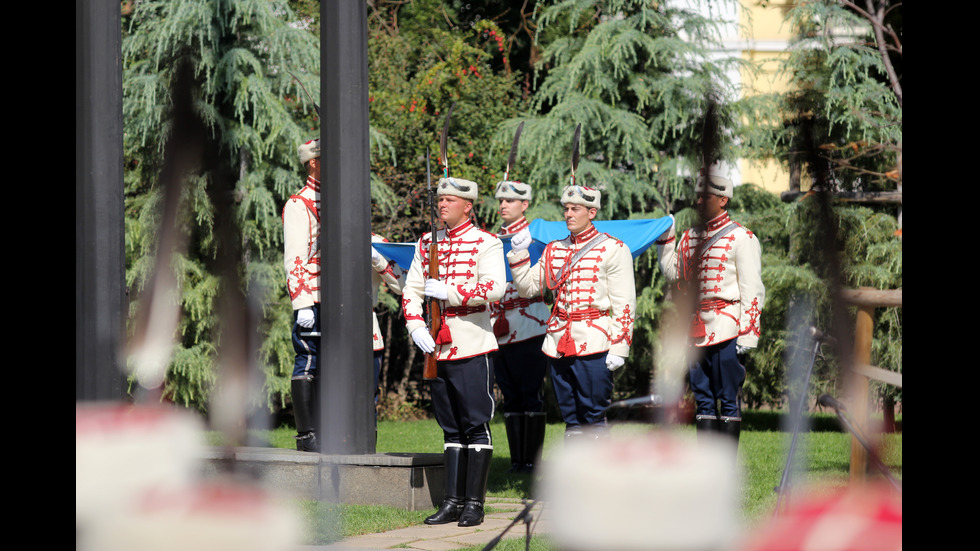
705,211,731,232
447,218,475,239
569,224,599,244
305,176,321,192
499,216,529,236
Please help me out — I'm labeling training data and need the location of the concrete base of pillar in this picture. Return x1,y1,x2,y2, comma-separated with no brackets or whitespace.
199,448,444,511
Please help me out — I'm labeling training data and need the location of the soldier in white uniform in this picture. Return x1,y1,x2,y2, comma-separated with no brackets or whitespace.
491,180,550,473
371,234,404,415
508,185,636,438
282,138,322,452
656,168,765,445
403,177,505,527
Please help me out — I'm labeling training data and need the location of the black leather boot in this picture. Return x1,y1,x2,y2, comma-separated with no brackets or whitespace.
695,414,720,442
292,377,319,452
503,413,525,473
457,447,493,527
522,412,546,473
720,416,741,447
425,447,467,525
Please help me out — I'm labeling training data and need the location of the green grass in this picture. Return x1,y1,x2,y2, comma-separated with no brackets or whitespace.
222,413,901,547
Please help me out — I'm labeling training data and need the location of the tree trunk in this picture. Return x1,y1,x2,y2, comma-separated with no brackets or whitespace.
397,342,416,400
881,394,895,433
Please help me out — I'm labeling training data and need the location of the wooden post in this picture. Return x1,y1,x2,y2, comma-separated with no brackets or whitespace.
849,301,874,482
840,288,901,482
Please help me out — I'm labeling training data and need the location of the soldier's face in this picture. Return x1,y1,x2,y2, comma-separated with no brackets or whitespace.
308,157,320,180
563,204,596,234
696,192,727,222
498,199,528,224
438,195,472,228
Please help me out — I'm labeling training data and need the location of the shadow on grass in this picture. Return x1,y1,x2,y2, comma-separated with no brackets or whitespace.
741,410,903,433
487,455,535,498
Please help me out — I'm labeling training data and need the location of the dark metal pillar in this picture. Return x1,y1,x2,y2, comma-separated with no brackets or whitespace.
320,1,375,454
76,1,127,401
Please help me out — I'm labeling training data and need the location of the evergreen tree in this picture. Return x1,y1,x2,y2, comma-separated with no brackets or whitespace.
739,0,902,412
490,0,743,400
501,0,742,220
122,0,320,412
742,0,902,192
729,192,902,411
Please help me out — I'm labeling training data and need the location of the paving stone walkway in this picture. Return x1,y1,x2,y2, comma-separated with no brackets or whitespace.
297,498,550,551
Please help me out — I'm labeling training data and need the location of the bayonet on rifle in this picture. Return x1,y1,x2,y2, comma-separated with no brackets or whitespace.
570,123,581,187
288,71,320,117
504,121,524,182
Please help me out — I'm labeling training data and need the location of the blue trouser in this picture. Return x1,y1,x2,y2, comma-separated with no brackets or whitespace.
495,336,547,414
429,355,496,448
291,303,320,379
688,338,745,419
550,352,613,429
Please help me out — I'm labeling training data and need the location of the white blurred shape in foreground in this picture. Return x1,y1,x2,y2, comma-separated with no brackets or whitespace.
77,403,300,551
540,430,742,551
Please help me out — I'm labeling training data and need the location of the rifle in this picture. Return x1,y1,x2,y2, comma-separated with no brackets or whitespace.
423,147,440,380
422,103,457,379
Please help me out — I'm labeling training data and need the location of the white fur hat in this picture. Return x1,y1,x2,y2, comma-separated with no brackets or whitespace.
298,138,320,165
694,165,733,198
494,181,533,201
437,177,479,201
560,185,601,209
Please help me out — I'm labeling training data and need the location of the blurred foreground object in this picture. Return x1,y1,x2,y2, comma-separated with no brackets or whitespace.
82,481,301,551
76,403,300,551
540,431,741,551
741,484,901,551
76,403,204,525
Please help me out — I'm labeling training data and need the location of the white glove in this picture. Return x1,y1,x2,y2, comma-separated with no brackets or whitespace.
511,228,532,252
411,327,436,354
605,354,625,371
424,279,449,300
371,246,383,264
736,344,752,355
296,307,315,328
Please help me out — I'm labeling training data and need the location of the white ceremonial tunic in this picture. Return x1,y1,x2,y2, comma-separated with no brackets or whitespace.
657,210,765,348
282,176,320,310
507,224,636,359
371,233,405,351
403,219,506,361
492,217,550,346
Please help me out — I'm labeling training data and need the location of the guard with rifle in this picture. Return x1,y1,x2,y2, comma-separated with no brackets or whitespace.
656,164,765,447
402,109,505,527
282,137,323,452
490,122,550,473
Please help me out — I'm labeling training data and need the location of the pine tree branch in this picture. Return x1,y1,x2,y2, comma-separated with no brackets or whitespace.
838,0,902,108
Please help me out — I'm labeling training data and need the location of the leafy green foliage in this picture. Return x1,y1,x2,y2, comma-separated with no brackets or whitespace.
122,0,320,412
730,189,902,409
740,0,902,191
737,1,902,409
367,1,524,241
504,0,743,217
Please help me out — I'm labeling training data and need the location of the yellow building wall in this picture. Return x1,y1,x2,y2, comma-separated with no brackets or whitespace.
736,1,796,195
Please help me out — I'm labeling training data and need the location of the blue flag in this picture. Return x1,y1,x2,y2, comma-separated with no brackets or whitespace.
372,217,672,281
